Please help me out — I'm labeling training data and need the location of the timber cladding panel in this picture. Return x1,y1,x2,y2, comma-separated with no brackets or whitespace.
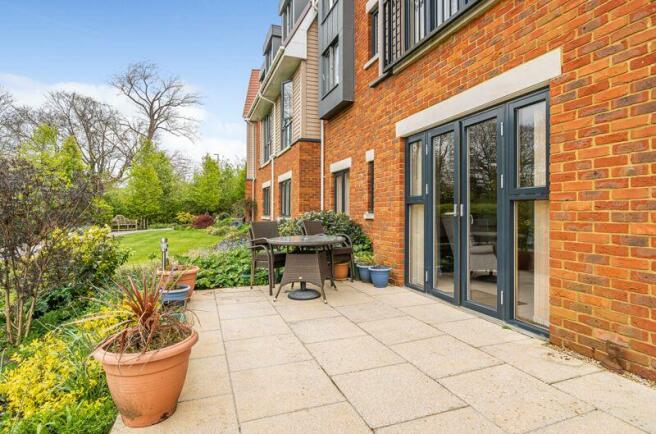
322,0,656,379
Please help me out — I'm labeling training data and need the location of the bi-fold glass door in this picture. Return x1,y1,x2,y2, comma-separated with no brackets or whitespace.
405,89,550,333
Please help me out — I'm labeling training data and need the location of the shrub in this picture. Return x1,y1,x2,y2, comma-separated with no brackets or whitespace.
354,251,375,265
278,211,372,251
192,246,268,289
192,214,215,229
175,211,194,225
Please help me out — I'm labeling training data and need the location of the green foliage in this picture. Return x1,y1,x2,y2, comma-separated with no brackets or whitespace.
192,247,267,289
354,251,375,266
278,210,372,251
117,229,221,266
207,219,249,239
124,143,164,220
176,211,194,225
190,155,221,214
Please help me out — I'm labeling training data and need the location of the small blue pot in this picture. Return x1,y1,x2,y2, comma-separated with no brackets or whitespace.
369,266,392,288
161,284,190,304
356,264,371,283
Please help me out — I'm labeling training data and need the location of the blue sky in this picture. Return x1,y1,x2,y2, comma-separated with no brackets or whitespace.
0,0,279,162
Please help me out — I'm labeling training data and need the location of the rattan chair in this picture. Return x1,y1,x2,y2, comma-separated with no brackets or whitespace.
301,220,355,281
249,222,286,296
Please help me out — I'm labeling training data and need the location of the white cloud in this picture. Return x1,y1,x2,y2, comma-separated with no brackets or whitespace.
0,73,246,164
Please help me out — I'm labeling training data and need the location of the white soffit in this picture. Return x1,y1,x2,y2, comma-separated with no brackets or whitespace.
262,180,271,188
396,49,562,138
365,149,375,162
278,170,292,182
330,157,352,173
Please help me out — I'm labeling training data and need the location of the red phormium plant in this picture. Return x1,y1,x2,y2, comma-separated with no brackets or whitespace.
98,273,191,355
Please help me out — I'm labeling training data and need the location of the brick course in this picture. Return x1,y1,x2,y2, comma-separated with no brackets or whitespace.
322,0,656,379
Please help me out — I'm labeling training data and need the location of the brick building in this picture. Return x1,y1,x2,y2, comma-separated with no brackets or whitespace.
244,0,656,379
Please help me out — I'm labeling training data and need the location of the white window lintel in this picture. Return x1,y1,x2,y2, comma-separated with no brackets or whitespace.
278,170,292,183
365,149,375,162
330,157,352,173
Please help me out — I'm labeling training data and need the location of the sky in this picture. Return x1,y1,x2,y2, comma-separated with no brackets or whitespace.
0,0,279,164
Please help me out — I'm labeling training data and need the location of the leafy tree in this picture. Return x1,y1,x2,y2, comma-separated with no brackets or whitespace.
124,146,164,221
190,155,221,214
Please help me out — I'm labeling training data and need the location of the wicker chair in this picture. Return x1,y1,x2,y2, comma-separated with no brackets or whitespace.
301,220,355,282
249,222,286,296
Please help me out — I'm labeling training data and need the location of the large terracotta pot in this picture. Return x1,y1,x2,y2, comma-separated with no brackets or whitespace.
157,266,200,298
333,262,350,281
93,331,199,428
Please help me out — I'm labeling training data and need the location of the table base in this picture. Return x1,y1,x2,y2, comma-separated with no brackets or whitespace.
288,283,321,300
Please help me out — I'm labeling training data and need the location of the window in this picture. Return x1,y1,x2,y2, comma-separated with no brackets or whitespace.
325,0,337,16
409,140,423,196
282,1,294,40
370,8,379,57
279,180,291,217
262,114,272,162
367,161,375,213
334,170,349,214
406,0,426,49
322,40,340,94
262,187,271,216
281,81,293,150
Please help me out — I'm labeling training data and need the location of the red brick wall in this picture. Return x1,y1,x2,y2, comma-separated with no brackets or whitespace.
323,0,656,379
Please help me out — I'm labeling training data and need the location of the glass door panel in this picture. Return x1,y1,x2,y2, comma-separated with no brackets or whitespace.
465,118,499,310
432,132,456,296
408,204,425,287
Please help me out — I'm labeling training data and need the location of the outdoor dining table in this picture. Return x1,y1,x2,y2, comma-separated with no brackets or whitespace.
266,234,345,303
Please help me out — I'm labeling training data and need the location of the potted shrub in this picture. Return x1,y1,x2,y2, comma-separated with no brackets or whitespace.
157,263,200,297
369,264,392,288
355,251,375,283
333,261,350,281
93,274,198,428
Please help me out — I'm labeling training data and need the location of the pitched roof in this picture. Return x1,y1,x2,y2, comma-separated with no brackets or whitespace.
243,69,261,118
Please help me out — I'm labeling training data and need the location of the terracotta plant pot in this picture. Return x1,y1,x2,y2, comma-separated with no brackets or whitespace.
333,262,350,281
157,266,200,298
93,331,199,428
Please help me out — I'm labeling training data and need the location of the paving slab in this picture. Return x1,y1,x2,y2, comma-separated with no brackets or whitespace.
188,306,221,331
191,329,224,359
231,360,344,422
221,315,290,341
290,316,366,344
482,339,601,384
307,335,403,375
440,364,593,433
218,301,277,320
359,316,442,346
274,302,340,322
333,363,464,428
225,334,312,371
531,410,645,434
376,406,504,434
352,283,407,296
374,292,436,307
326,289,375,307
179,355,231,402
216,292,267,305
336,301,405,323
240,402,370,434
554,371,656,432
113,395,239,434
392,335,502,379
436,318,528,347
400,302,475,325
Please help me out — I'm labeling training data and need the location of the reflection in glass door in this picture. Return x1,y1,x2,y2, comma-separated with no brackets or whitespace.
465,118,499,310
432,132,456,297
408,140,425,288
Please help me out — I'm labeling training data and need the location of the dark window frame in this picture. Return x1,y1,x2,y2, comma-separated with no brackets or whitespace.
279,179,292,217
262,186,271,216
262,114,272,162
281,80,293,150
322,38,340,96
282,0,294,40
367,161,375,214
370,7,379,58
333,169,349,214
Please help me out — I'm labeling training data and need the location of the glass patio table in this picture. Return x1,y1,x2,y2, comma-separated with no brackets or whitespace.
266,235,344,303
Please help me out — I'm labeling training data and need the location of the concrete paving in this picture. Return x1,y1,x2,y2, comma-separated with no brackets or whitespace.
113,281,656,434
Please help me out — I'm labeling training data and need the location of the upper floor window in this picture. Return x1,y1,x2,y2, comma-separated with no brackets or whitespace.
325,0,337,16
370,8,379,58
322,40,340,95
281,81,293,150
383,0,479,69
282,1,294,40
262,114,272,162
279,180,292,217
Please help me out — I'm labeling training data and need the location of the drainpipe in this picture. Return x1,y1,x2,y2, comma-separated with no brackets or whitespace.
320,120,325,210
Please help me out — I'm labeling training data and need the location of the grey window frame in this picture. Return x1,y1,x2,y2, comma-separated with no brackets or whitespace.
281,80,293,150
333,169,349,214
262,114,272,162
370,7,379,57
279,180,292,217
262,186,271,216
322,39,340,95
282,0,294,40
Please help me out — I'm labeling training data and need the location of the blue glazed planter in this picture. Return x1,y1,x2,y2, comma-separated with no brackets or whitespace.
356,264,371,283
369,266,392,288
161,284,191,304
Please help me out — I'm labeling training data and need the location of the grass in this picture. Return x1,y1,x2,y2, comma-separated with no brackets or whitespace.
117,229,221,266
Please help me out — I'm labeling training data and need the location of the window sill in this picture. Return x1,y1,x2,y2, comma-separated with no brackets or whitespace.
275,145,293,159
363,55,379,71
262,215,271,220
259,159,272,169
363,212,374,220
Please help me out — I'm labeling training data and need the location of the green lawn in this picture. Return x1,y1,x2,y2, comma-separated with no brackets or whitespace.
117,229,221,265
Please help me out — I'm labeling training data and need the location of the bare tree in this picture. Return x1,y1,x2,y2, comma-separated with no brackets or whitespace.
111,62,201,142
43,91,140,188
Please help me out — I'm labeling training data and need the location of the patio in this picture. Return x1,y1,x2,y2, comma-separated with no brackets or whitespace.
114,281,656,434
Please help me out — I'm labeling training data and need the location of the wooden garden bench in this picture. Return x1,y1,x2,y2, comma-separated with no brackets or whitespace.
111,215,138,231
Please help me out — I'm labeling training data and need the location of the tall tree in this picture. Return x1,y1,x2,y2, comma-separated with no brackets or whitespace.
111,62,201,142
191,155,221,214
124,146,164,221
